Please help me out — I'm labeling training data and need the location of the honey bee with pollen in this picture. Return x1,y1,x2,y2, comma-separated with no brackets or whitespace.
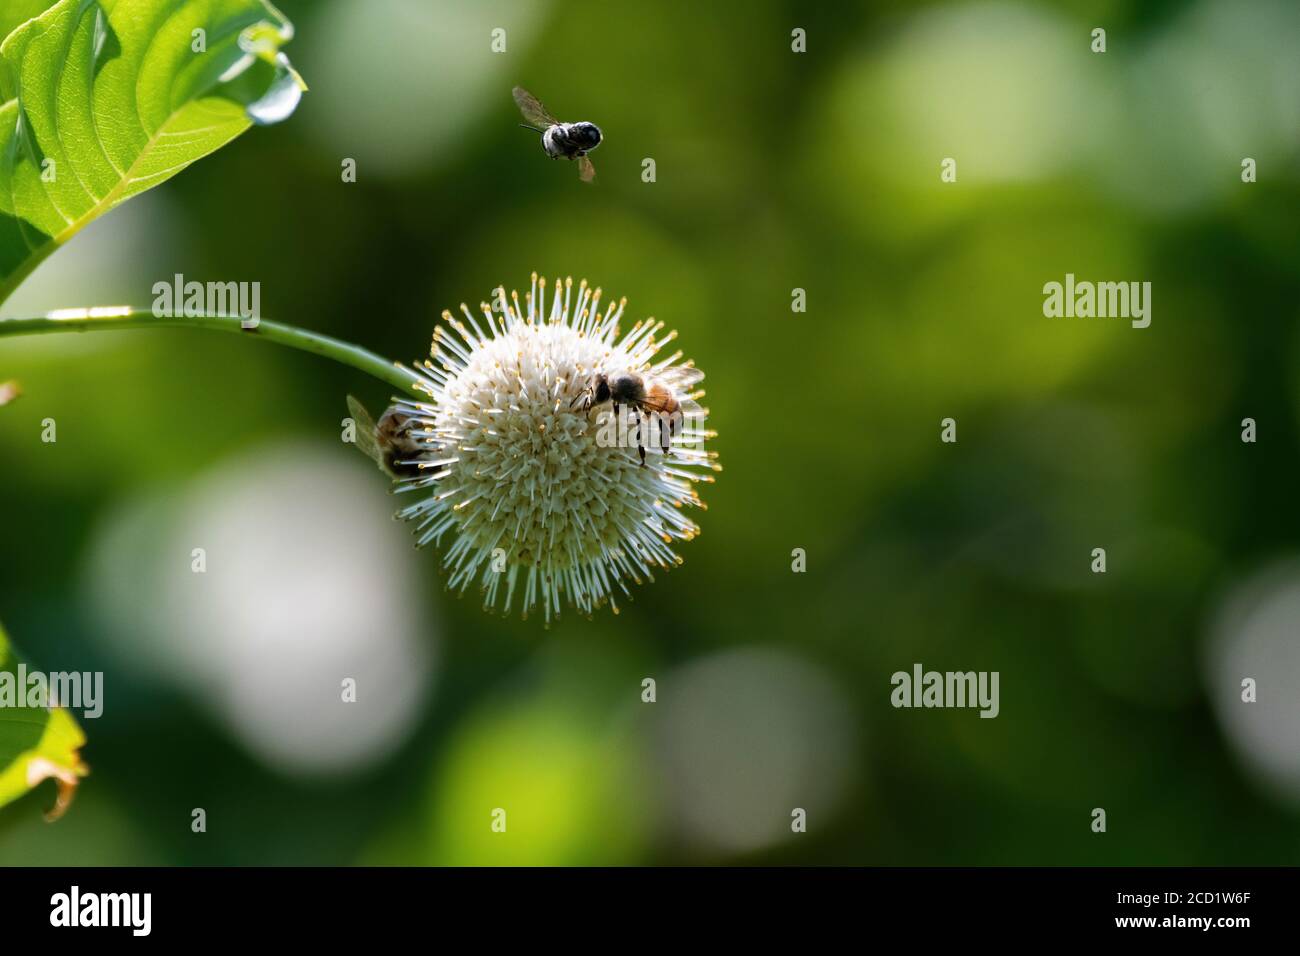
346,395,445,480
571,366,704,466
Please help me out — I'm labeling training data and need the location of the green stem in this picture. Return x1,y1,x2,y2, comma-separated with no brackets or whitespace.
0,309,423,395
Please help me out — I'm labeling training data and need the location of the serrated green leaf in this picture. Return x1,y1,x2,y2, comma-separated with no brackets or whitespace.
0,619,88,820
0,0,304,305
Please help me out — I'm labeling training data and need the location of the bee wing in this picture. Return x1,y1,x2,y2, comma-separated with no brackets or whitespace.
578,154,596,183
657,365,704,391
512,86,558,128
345,395,386,470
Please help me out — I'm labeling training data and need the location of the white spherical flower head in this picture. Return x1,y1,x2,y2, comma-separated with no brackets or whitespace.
390,274,719,623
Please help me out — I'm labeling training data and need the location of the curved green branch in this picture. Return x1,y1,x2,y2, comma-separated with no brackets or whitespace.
0,310,423,396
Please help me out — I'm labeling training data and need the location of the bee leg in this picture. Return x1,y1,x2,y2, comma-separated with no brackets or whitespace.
632,407,646,467
611,401,624,448
660,413,672,459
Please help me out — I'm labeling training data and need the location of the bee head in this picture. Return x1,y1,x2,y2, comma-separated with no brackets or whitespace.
592,372,611,404
571,122,602,150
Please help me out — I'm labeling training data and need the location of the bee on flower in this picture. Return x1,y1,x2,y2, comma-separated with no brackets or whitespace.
348,274,719,623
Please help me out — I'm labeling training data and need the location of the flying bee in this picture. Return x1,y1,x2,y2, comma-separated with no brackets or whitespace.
512,85,601,183
571,366,704,466
346,395,443,481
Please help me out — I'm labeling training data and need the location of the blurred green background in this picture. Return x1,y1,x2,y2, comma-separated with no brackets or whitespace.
2,0,1300,864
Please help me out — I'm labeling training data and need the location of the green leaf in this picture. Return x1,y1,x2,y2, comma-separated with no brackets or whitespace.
0,1,60,44
0,619,88,820
0,0,305,305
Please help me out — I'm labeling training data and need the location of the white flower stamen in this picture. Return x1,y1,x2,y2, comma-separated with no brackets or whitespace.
389,274,719,623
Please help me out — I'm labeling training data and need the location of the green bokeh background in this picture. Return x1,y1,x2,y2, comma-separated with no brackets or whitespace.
2,0,1300,864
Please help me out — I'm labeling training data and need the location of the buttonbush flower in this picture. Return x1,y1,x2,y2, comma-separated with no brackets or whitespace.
391,274,719,623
